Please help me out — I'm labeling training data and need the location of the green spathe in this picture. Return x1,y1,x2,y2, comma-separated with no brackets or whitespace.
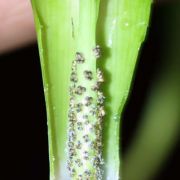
31,0,152,179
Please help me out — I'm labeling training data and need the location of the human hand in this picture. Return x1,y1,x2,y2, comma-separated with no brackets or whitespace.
0,0,35,54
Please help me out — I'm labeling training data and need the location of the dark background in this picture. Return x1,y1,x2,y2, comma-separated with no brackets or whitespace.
0,2,179,180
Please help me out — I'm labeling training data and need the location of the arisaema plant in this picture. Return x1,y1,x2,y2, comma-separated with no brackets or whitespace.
31,0,152,179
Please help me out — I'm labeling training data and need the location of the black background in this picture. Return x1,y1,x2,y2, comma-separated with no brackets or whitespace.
0,2,179,180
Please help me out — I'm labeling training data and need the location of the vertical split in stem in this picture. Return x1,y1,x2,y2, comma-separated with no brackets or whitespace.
67,1,104,179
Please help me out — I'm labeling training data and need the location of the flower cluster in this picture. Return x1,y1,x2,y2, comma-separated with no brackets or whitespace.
67,46,105,180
